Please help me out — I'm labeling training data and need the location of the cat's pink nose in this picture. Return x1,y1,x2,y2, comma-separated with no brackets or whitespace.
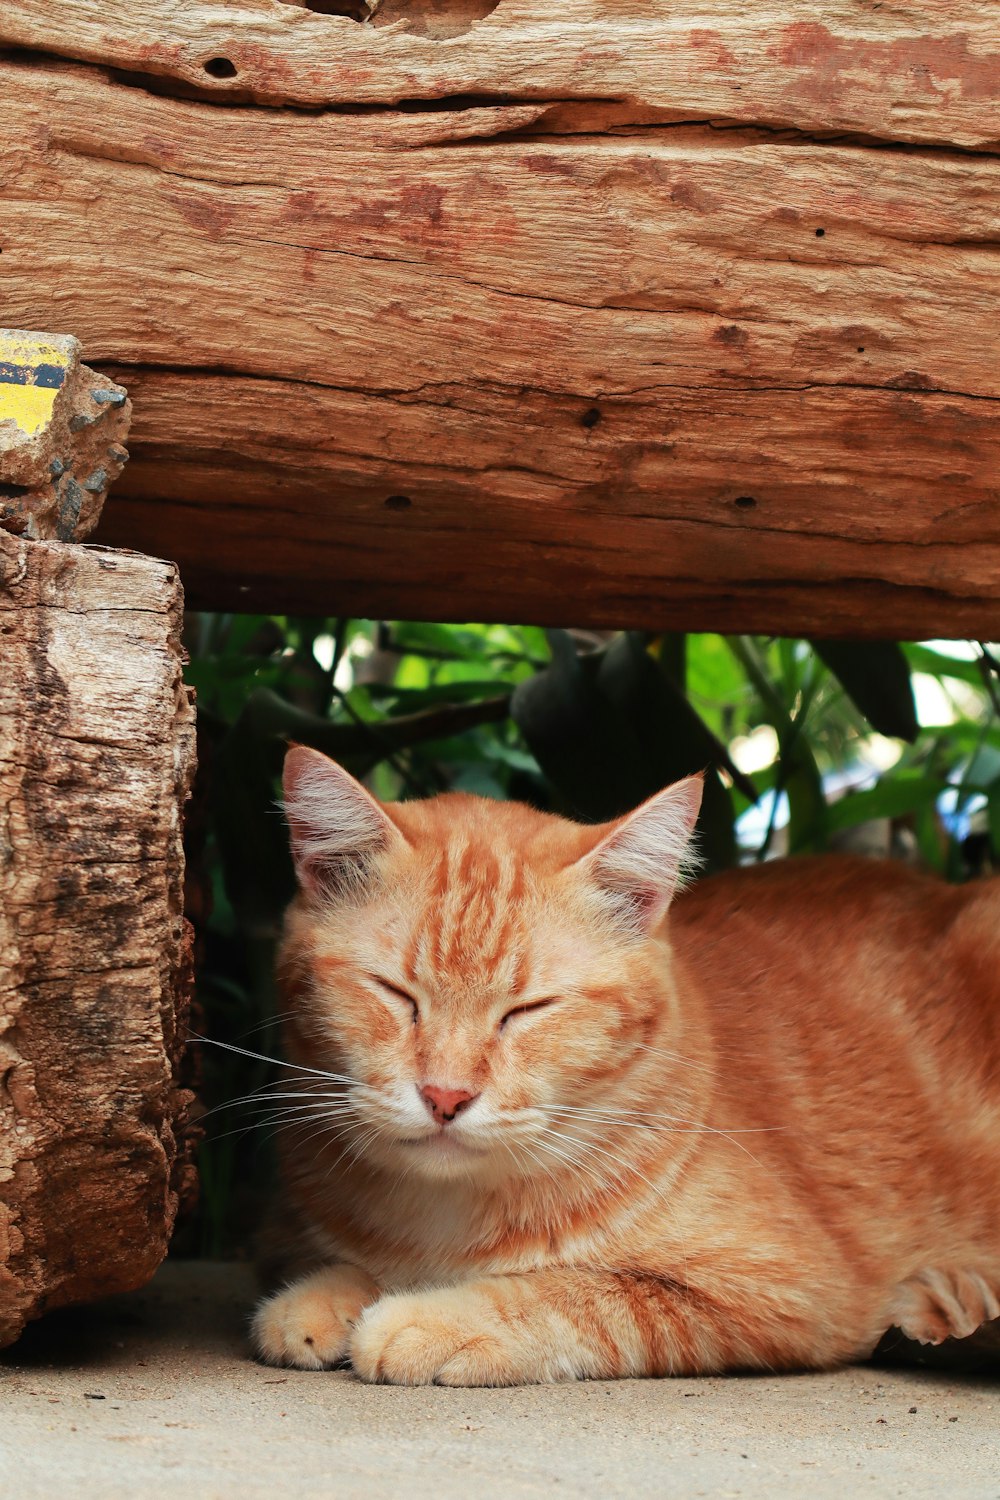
420,1085,478,1125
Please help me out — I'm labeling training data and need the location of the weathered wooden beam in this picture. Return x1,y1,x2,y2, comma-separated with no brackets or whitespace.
94,369,1000,638
2,0,998,148
0,11,997,636
0,441,196,1345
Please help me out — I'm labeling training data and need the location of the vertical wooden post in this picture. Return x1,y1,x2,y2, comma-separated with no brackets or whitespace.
0,331,196,1348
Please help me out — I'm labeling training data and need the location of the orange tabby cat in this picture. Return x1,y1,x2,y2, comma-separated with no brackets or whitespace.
252,745,1000,1384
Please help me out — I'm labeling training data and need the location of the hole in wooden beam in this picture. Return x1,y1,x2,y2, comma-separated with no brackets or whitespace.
384,494,413,511
580,407,602,430
734,496,757,511
279,0,502,29
371,0,503,41
294,0,372,17
203,57,238,78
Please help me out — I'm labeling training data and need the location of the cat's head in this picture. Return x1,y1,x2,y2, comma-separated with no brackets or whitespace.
279,746,702,1181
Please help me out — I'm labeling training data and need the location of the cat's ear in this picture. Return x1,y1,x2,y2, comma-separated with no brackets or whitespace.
581,774,703,934
283,746,404,899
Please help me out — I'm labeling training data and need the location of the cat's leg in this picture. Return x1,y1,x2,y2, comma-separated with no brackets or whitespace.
349,1267,827,1387
253,1263,380,1370
886,1267,1000,1345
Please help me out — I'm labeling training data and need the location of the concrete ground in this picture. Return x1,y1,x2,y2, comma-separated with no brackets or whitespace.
2,1263,998,1499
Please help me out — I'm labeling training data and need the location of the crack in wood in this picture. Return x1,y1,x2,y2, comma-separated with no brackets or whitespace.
103,357,999,410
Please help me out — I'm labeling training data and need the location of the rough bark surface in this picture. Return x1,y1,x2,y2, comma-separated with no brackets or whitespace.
0,529,197,1350
1,5,998,635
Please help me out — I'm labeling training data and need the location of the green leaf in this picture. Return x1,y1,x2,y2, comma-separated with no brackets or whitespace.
988,789,1000,858
726,637,827,855
374,681,516,709
826,773,944,834
812,641,918,742
963,742,1000,790
903,643,985,688
784,755,829,854
914,800,946,873
685,635,752,740
450,766,507,799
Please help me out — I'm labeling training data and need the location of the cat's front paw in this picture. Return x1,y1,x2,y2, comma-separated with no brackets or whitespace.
349,1279,592,1387
252,1264,379,1371
349,1284,521,1386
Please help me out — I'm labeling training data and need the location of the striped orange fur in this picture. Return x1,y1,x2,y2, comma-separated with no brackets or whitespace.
252,747,1000,1385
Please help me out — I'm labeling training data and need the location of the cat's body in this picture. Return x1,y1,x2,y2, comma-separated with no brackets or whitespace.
253,750,1000,1384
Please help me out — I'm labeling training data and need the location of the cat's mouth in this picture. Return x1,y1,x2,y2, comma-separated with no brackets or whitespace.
397,1132,489,1156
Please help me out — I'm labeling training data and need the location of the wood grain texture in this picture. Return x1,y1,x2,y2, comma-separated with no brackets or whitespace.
0,13,997,635
0,530,196,1349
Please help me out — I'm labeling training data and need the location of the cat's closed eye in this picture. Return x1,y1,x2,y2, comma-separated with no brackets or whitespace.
369,974,419,1023
500,997,558,1031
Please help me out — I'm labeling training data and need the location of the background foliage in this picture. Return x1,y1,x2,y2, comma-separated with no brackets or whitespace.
181,619,1000,1255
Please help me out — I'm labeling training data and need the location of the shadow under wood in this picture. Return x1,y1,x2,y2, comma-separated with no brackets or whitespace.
0,1264,253,1371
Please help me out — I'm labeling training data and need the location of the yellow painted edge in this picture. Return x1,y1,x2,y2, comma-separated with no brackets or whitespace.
0,330,76,437
0,381,59,437
0,333,75,370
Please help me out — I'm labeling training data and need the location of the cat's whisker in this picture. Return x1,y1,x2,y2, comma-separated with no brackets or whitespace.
549,1102,784,1136
283,1117,367,1156
528,1126,583,1168
233,1092,355,1116
634,1040,763,1071
209,1097,356,1130
189,1033,358,1086
499,1139,527,1180
547,1109,678,1133
200,1089,355,1122
204,1110,359,1150
227,1090,354,1111
211,1075,361,1111
624,1040,718,1077
545,1123,680,1209
224,1106,358,1136
515,1136,568,1190
235,1102,372,1156
548,1105,777,1171
550,1114,779,1139
532,1132,653,1243
513,1112,634,1204
541,1126,642,1196
548,1100,719,1122
228,1009,299,1042
541,1123,692,1285
341,1125,385,1173
532,1134,597,1192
